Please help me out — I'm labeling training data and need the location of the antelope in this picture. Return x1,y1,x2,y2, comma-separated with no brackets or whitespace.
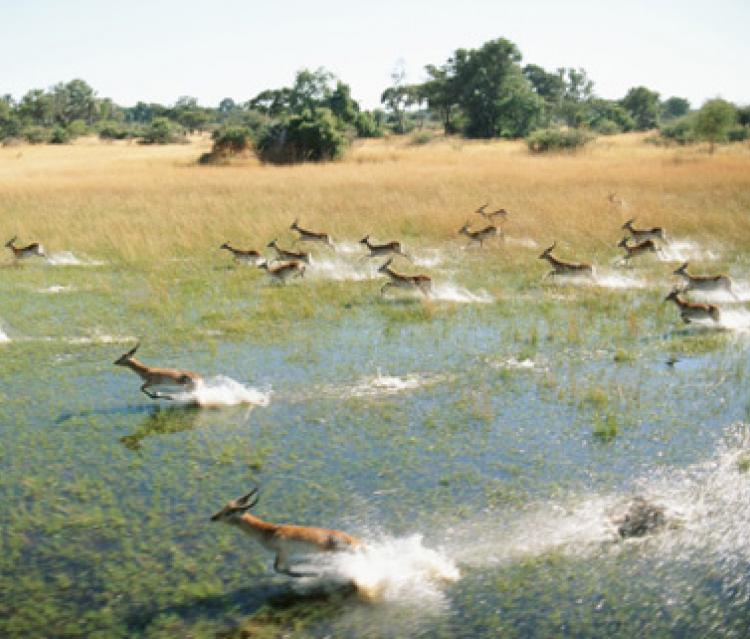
114,343,202,400
622,218,667,244
458,222,500,248
378,258,432,297
616,237,661,266
220,242,262,265
476,204,509,222
673,262,736,297
359,235,410,261
538,242,593,279
607,192,625,207
664,288,720,324
257,260,305,283
267,239,311,264
5,236,45,260
290,219,333,247
211,485,361,577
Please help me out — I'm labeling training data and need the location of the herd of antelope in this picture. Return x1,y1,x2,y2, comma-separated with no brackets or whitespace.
4,196,742,579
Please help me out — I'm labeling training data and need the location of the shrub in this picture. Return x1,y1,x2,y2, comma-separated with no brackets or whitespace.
410,131,434,145
593,119,621,135
99,122,137,140
727,126,749,142
659,115,697,144
67,119,88,137
255,108,348,164
199,127,253,164
22,126,50,144
49,126,71,144
354,111,384,138
139,117,184,144
526,127,594,153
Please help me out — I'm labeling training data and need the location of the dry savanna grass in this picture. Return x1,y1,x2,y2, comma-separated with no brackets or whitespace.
1,133,749,264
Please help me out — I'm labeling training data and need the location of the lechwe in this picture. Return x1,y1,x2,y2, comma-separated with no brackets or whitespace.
359,235,410,261
5,236,45,260
267,239,311,264
290,219,333,248
219,242,262,265
257,260,306,283
622,218,668,244
211,485,361,577
114,343,202,400
458,222,500,248
664,288,720,324
616,237,661,266
378,258,432,297
538,242,593,279
475,203,509,222
673,262,736,298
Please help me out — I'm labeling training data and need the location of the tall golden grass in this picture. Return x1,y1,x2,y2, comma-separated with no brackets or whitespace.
1,133,749,262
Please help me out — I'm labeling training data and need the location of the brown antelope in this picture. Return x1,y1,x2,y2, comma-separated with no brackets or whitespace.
616,237,661,266
220,242,262,264
664,288,720,324
622,218,667,244
211,485,361,577
458,222,500,248
359,235,410,261
257,260,306,283
114,343,202,400
5,236,45,260
607,192,625,207
290,219,333,247
378,258,432,297
476,204,509,222
267,239,311,264
538,242,593,279
673,262,736,298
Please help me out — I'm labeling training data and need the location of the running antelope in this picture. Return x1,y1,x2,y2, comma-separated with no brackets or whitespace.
267,239,311,264
664,288,720,324
622,218,667,244
5,236,45,260
211,485,361,577
359,235,410,260
114,343,202,400
257,260,305,283
673,262,736,297
616,237,661,266
476,204,509,222
458,222,500,248
607,192,626,208
290,219,333,247
220,242,262,265
538,242,593,279
378,258,432,297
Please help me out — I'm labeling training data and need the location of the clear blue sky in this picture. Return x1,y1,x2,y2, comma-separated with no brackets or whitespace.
2,0,748,109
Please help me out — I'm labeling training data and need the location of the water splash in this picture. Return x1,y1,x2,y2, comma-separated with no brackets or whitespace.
305,534,459,604
64,334,137,345
346,371,439,398
309,256,379,281
592,270,649,289
171,375,271,407
717,308,750,332
658,239,720,263
505,236,539,249
333,241,363,255
684,281,750,304
430,283,493,303
411,250,444,268
0,322,9,344
46,251,104,266
38,285,75,294
490,356,548,372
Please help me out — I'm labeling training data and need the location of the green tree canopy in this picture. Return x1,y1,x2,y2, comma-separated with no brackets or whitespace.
694,98,737,152
620,86,660,130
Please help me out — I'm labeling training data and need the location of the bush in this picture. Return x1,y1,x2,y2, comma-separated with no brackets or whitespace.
199,127,253,164
139,117,185,144
255,108,348,164
727,126,749,142
49,126,71,144
526,127,594,153
354,111,384,138
410,131,434,145
22,126,50,144
593,119,621,135
99,122,137,140
658,115,697,144
67,119,88,137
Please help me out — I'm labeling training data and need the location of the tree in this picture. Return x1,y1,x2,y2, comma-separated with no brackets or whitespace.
421,62,462,134
661,96,690,121
380,63,419,134
694,99,737,153
620,86,660,130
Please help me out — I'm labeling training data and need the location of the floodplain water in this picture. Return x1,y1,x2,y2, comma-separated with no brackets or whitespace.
1,237,750,638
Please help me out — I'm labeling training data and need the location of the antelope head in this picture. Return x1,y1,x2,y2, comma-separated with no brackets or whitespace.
267,239,278,248
664,288,682,303
673,262,689,276
5,236,17,248
622,218,636,230
257,261,270,271
211,486,260,523
476,203,488,213
290,219,299,230
378,258,394,273
539,242,556,259
617,237,631,249
359,235,370,245
220,242,231,250
458,222,471,234
114,342,140,366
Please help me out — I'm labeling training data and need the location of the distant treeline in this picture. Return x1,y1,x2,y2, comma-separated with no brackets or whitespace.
1,37,748,160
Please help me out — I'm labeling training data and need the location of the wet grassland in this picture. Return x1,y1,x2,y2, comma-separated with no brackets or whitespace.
2,136,750,637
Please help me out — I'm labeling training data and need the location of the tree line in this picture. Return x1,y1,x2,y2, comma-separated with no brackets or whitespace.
1,37,747,161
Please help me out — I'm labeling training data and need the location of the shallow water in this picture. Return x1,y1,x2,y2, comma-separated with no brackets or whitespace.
1,240,750,638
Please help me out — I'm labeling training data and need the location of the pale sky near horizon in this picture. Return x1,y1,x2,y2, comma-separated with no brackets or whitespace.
2,0,748,110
